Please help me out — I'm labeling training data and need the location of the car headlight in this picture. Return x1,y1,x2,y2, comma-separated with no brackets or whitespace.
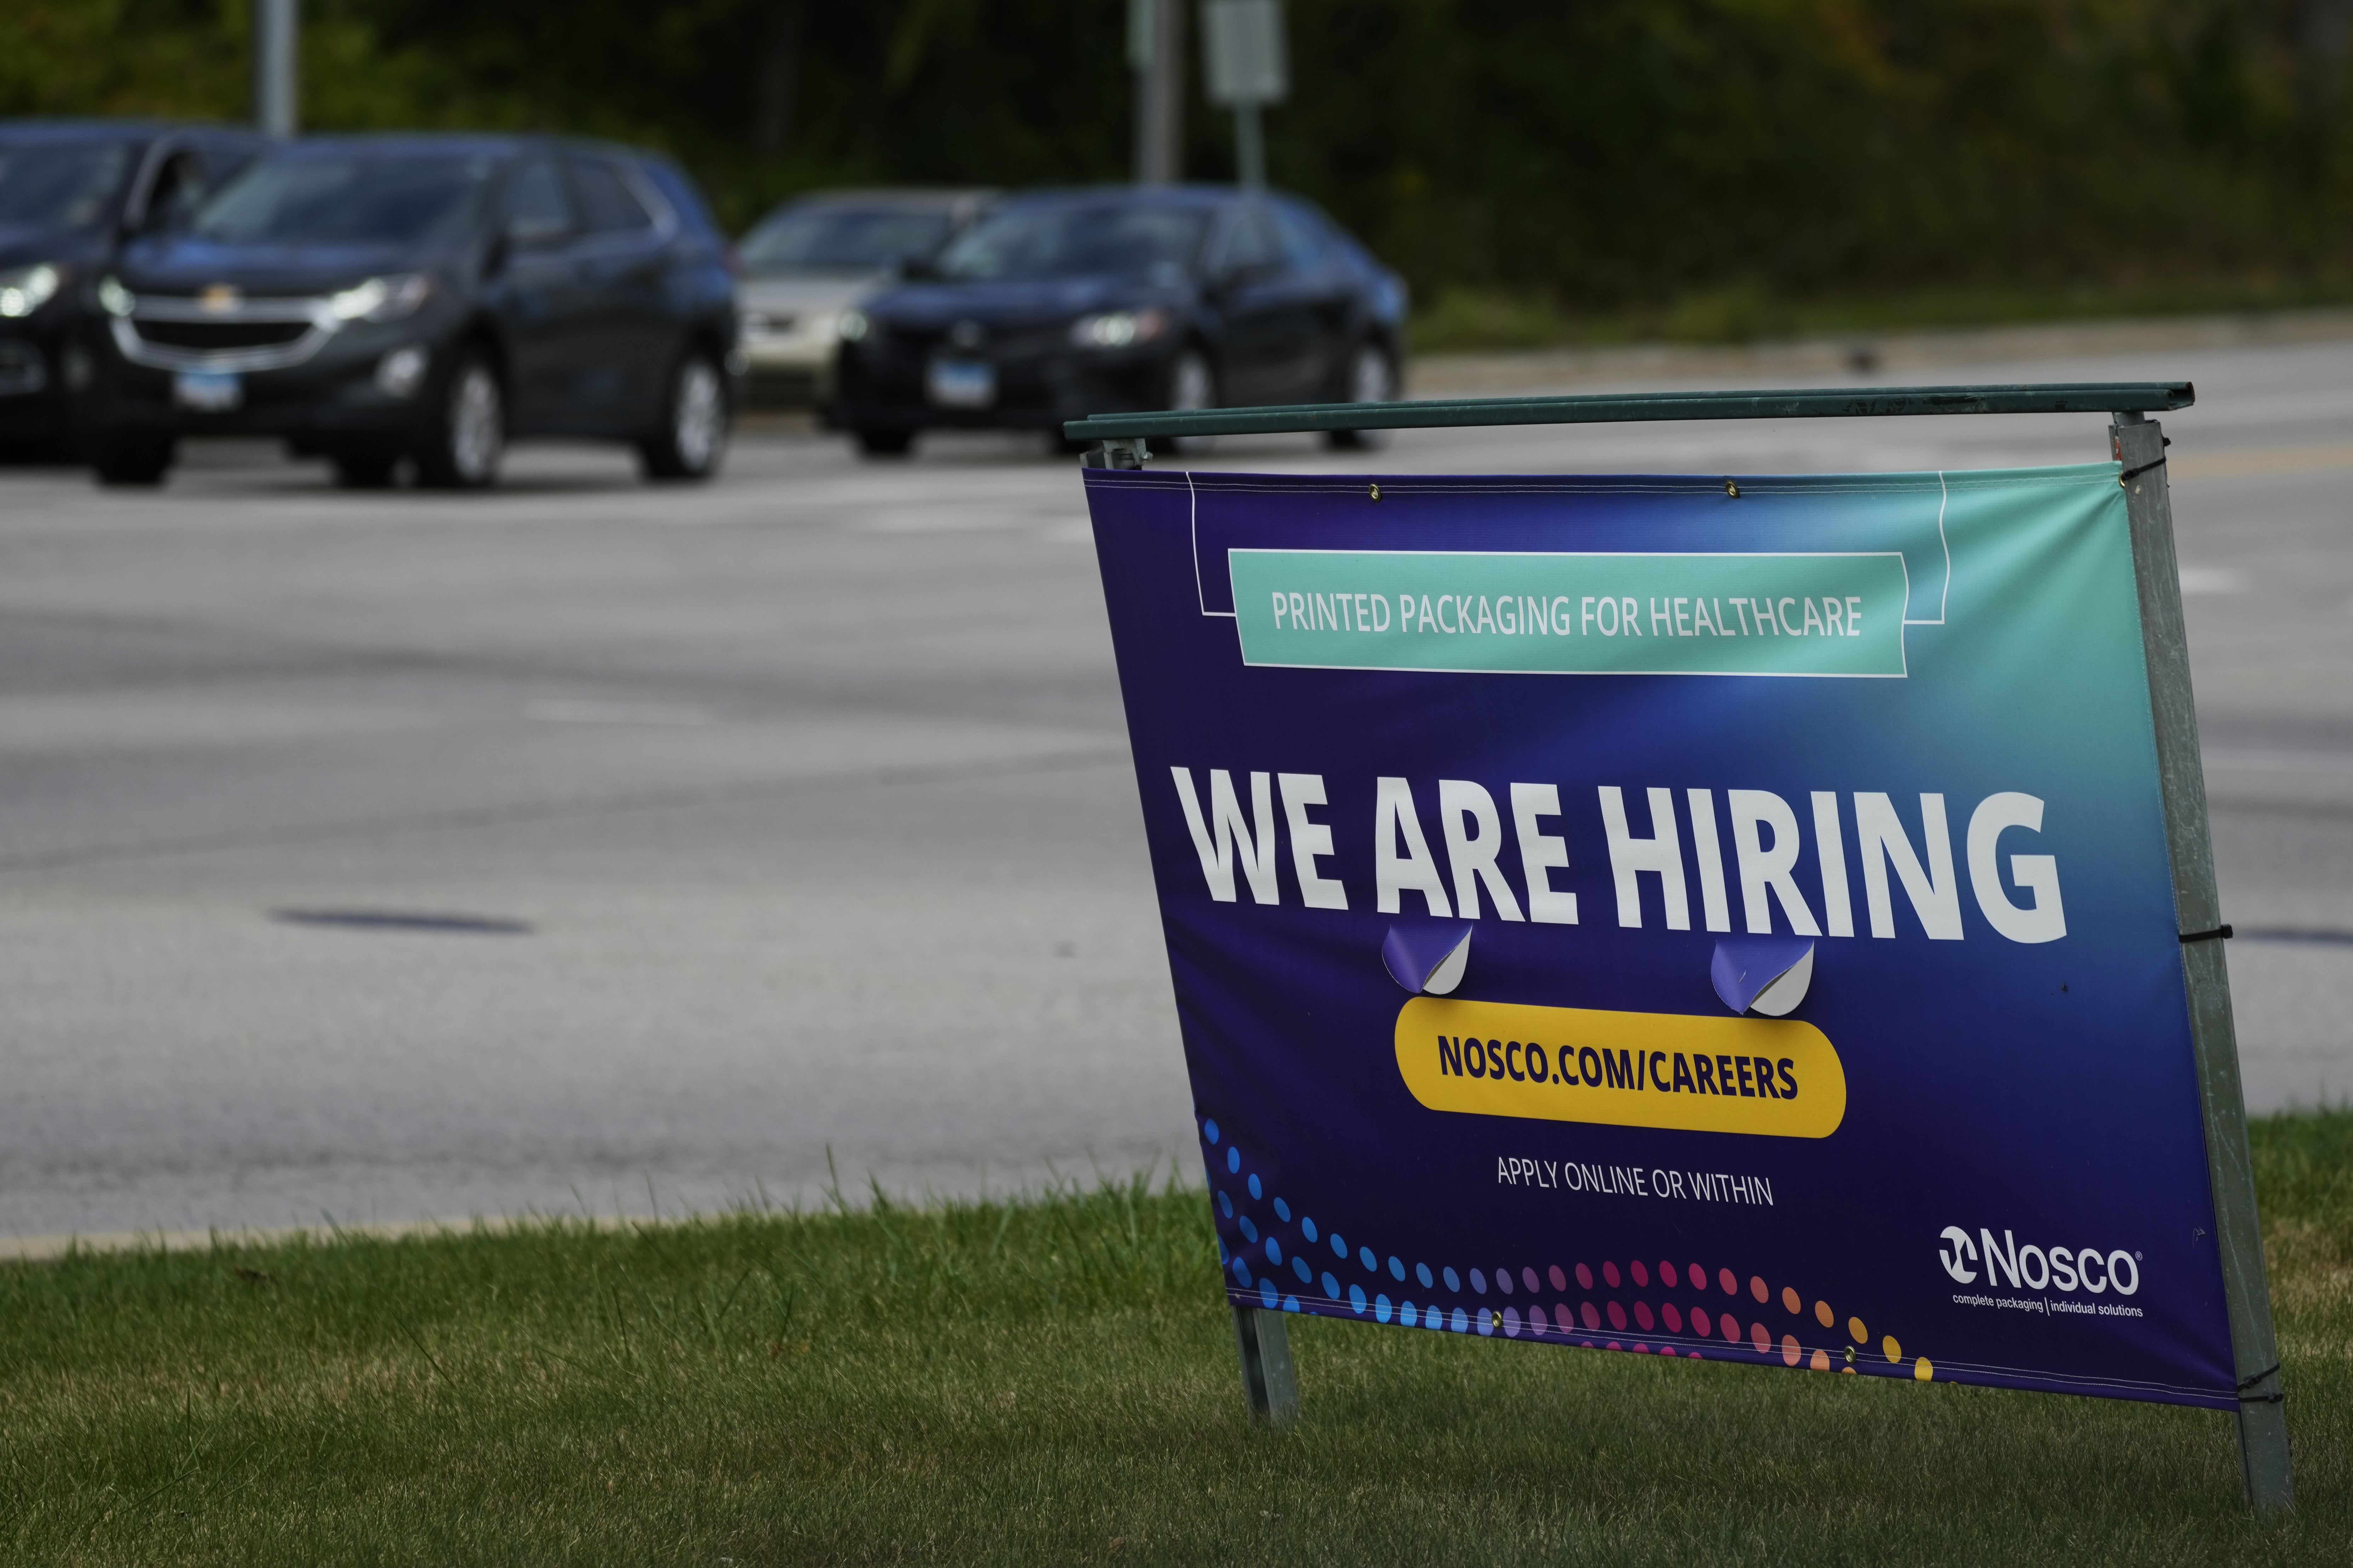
97,275,134,317
327,273,434,324
837,309,869,343
1071,308,1168,349
0,263,67,319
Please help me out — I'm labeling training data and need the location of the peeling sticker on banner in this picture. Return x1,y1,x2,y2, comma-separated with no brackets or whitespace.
1394,996,1847,1137
1383,923,1472,994
1712,937,1816,1016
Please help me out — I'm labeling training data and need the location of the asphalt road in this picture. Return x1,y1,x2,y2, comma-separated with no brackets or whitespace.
3,334,2349,1243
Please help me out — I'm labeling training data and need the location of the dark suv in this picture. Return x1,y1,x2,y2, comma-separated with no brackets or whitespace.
91,134,739,488
0,120,263,454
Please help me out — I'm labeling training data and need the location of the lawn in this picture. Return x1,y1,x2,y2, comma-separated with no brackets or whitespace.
1404,280,2353,356
4,1115,2349,1566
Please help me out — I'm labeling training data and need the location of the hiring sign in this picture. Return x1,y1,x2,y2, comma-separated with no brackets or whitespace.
1086,461,2237,1406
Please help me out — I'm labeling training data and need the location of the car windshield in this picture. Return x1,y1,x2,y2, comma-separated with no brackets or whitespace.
192,153,495,245
740,206,955,274
934,204,1206,281
0,140,132,230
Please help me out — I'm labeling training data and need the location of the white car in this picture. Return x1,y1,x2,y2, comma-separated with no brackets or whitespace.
734,189,992,407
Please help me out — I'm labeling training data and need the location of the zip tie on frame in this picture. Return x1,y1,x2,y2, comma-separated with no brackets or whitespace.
2118,456,2167,486
2179,924,2233,944
2236,1362,2283,1403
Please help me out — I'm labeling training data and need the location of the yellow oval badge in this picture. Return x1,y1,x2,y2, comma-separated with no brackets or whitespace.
1395,997,1846,1138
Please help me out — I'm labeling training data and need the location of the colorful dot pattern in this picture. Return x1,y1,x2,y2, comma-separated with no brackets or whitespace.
1201,1114,1934,1385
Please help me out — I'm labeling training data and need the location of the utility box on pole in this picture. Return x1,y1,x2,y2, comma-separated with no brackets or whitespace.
253,0,299,137
1202,0,1287,189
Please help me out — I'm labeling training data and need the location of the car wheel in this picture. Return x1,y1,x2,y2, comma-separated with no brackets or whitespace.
1325,341,1397,450
1165,347,1216,454
331,448,400,489
415,351,504,490
91,433,175,487
853,427,914,458
640,350,729,482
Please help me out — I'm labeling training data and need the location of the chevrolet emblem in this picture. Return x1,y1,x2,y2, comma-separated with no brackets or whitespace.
197,284,241,313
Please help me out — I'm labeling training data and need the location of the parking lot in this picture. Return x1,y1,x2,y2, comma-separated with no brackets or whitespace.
3,332,2350,1245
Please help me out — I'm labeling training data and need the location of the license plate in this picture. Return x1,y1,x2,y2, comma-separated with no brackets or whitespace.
173,370,243,412
926,358,997,409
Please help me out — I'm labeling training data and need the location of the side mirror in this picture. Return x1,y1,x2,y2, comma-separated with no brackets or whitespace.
893,254,939,282
505,218,568,251
127,184,200,241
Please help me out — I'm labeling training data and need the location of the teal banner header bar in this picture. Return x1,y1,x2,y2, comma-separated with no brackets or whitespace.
1228,549,1910,677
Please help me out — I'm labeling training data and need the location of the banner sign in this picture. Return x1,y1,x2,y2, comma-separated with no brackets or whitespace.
1085,462,2236,1407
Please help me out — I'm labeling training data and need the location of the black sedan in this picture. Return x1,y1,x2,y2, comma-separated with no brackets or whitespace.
831,186,1407,457
91,134,739,488
0,120,264,455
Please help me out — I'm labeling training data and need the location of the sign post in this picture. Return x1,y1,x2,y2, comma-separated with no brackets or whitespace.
1202,0,1288,189
1067,383,2292,1514
2112,412,2291,1512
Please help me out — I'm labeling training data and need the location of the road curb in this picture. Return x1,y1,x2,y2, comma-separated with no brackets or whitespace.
1410,308,2353,398
0,1213,652,1265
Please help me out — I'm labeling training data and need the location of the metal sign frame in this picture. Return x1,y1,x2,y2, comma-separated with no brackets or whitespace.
1065,382,2290,1516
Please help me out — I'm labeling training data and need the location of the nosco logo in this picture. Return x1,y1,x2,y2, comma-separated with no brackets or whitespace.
1938,1226,2139,1295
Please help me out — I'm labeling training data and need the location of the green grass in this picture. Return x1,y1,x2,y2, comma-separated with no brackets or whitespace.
4,1116,2350,1565
1407,279,2353,356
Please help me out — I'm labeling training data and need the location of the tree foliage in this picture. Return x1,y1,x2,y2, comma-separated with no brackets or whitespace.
4,1,2350,313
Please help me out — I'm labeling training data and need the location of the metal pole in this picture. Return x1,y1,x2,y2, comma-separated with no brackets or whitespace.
2112,412,2292,1516
1230,1302,1298,1423
1142,0,1184,183
1129,0,1153,184
1233,102,1265,189
1065,381,2195,446
254,0,298,138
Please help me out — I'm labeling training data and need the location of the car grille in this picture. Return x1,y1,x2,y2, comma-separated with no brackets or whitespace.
0,340,44,396
880,323,1071,361
133,320,312,351
989,324,1074,358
